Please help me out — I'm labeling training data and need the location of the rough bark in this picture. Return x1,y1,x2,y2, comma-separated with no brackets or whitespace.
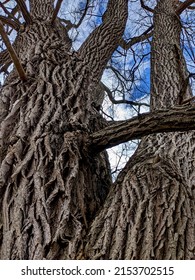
84,0,195,260
0,0,128,259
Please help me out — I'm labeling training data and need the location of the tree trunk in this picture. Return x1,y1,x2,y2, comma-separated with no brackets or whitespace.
0,0,128,259
84,0,195,260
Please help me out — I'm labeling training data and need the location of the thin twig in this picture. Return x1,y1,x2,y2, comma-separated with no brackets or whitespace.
101,82,150,108
0,20,27,81
58,0,90,30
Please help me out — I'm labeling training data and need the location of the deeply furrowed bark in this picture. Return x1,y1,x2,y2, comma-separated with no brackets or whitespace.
84,0,195,260
0,0,128,259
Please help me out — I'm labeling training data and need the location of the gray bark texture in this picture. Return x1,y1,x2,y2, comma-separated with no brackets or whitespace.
0,0,195,260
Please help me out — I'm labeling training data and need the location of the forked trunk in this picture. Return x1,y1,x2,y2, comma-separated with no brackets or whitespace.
84,0,195,259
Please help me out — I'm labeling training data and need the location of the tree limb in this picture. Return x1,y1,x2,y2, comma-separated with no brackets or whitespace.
89,104,195,152
176,0,195,14
15,0,32,24
0,20,27,81
101,82,150,107
51,0,63,24
78,0,128,84
140,0,154,13
120,25,153,50
71,0,90,29
0,2,21,26
0,15,20,30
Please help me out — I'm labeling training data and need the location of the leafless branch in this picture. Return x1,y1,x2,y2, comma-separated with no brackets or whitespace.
120,25,153,50
101,82,150,108
176,0,195,14
51,0,63,24
0,15,20,30
140,0,154,13
15,0,32,24
0,20,27,81
0,2,21,25
89,104,195,152
72,0,90,28
60,0,90,30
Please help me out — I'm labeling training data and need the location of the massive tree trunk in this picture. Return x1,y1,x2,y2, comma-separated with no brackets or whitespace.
84,0,195,259
0,0,128,259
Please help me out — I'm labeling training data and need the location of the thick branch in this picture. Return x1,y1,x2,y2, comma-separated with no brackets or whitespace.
0,20,27,80
15,0,32,24
90,105,195,152
78,0,128,82
176,0,195,14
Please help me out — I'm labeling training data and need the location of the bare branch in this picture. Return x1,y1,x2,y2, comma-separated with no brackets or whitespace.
15,0,32,24
0,2,21,26
59,0,90,30
101,82,150,108
0,15,20,30
176,0,195,14
0,20,27,81
140,0,154,13
72,0,90,29
120,25,153,50
89,104,195,152
51,0,63,24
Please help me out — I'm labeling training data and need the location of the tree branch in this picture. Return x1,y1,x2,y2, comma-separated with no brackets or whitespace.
89,105,195,152
0,2,21,26
176,0,195,14
72,0,90,29
101,82,150,107
15,0,32,24
120,25,153,50
0,15,20,30
140,0,154,13
58,0,90,30
78,0,128,84
51,0,63,24
0,20,27,81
